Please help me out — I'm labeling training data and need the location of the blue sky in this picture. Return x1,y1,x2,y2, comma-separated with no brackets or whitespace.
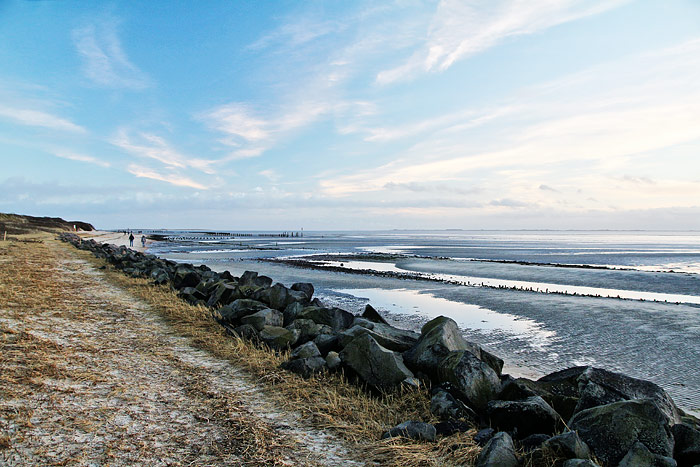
1,0,699,230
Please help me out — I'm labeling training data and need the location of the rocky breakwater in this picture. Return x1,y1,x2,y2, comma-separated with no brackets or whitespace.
61,232,700,467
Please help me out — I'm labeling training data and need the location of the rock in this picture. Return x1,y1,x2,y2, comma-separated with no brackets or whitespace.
562,460,600,467
173,266,200,289
569,399,675,466
434,420,472,437
218,299,269,324
291,282,314,301
671,423,700,467
339,334,415,389
206,281,239,308
437,350,501,411
239,270,272,288
280,356,327,378
283,302,304,326
268,283,293,310
290,341,321,360
474,428,496,446
542,430,591,461
475,431,518,467
430,388,479,423
325,351,341,370
297,306,354,332
618,441,677,467
381,421,436,442
286,319,332,345
500,376,579,421
229,324,259,341
574,367,680,424
338,323,419,353
361,304,388,324
258,325,298,350
520,433,550,452
535,368,592,420
487,396,564,439
241,309,284,331
313,334,338,355
177,286,206,305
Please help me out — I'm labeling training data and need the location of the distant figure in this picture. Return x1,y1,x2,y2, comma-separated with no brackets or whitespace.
141,235,146,248
129,233,135,247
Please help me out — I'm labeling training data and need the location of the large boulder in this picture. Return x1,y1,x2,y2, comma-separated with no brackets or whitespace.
291,282,314,301
297,306,354,332
280,356,326,378
542,430,592,461
475,431,519,467
267,283,296,311
569,399,675,466
313,333,338,355
241,309,284,331
574,367,681,424
617,441,677,467
258,325,298,350
217,299,269,324
430,388,479,424
361,304,388,324
672,423,700,467
381,421,436,442
205,281,239,308
290,341,322,360
338,322,419,353
437,350,501,411
500,376,579,421
239,270,273,288
283,302,304,326
486,396,564,439
339,334,416,389
286,319,332,345
173,266,200,289
404,316,502,379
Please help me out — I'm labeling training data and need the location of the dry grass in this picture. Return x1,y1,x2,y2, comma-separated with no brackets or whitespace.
65,237,482,466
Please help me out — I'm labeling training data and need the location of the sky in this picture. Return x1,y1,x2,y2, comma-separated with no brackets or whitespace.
1,0,699,230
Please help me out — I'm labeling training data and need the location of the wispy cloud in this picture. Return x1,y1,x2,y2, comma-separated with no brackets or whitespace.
112,129,215,173
72,19,150,89
0,104,86,133
54,150,110,168
377,0,629,84
127,164,207,190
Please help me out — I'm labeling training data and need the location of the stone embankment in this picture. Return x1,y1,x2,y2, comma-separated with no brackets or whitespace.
61,233,700,467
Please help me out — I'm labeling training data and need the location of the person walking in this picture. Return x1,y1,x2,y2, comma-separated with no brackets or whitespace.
129,232,134,247
141,235,146,248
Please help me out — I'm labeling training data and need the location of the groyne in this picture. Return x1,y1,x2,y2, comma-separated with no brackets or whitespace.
61,232,700,467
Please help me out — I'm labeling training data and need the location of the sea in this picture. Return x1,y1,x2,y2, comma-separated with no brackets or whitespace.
143,230,700,415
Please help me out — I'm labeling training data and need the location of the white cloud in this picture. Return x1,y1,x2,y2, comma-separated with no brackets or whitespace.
0,104,86,133
127,164,207,190
377,0,629,84
54,150,110,168
73,20,150,89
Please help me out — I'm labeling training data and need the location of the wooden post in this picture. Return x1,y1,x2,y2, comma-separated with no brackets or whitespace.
3,231,6,241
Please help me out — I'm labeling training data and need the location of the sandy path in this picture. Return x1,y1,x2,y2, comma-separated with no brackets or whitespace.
80,231,150,252
0,238,361,466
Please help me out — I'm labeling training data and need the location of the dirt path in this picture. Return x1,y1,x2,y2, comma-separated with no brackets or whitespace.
0,237,361,466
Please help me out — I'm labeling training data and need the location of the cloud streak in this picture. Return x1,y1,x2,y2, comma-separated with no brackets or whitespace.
127,164,207,190
73,20,150,89
0,104,86,133
377,0,629,84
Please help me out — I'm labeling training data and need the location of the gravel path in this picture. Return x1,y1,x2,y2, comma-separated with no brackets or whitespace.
0,238,360,466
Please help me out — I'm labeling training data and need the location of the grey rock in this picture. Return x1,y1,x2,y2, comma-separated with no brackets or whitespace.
542,430,591,460
437,350,501,411
206,281,239,308
258,325,298,350
291,282,314,301
475,431,518,467
361,304,388,324
430,388,478,423
325,351,341,370
241,308,284,331
267,283,292,310
313,333,338,355
228,324,258,341
280,356,326,378
290,341,321,360
569,399,675,466
286,319,332,345
297,306,354,332
283,302,304,326
239,270,273,288
339,334,415,389
671,423,700,467
618,441,677,467
381,421,436,442
337,323,419,353
474,428,496,446
520,433,550,452
487,396,564,439
218,299,268,324
434,420,472,437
